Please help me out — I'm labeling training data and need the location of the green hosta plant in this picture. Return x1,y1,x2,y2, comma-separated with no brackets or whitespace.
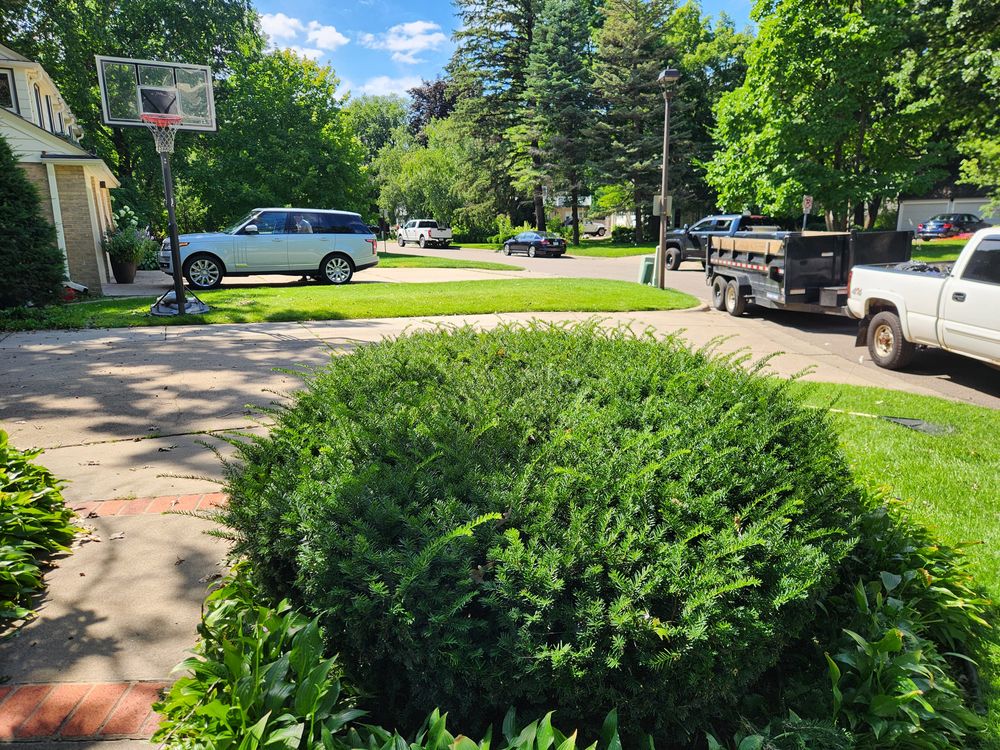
154,566,364,749
1,430,79,624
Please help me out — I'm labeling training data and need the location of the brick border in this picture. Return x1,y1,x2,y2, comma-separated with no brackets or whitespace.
0,681,168,740
71,492,227,518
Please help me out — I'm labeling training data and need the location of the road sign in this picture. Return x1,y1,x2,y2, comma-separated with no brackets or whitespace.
802,195,814,214
95,55,216,131
653,195,672,218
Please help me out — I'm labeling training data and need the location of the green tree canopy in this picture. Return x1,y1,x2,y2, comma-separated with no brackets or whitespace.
180,50,365,229
344,95,408,166
706,0,947,229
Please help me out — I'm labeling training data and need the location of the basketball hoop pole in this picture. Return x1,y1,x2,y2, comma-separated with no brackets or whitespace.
159,152,186,313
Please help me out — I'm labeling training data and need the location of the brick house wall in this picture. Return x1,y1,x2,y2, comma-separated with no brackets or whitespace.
53,165,103,292
18,162,55,224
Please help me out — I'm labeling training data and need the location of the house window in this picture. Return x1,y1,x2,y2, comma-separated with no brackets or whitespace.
34,83,43,128
0,69,14,111
45,95,54,131
58,111,64,133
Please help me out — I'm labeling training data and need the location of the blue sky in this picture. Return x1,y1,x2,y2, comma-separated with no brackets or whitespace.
255,0,753,99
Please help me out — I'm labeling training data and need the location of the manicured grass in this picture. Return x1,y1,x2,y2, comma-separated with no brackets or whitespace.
794,382,1000,744
377,250,523,271
0,279,698,331
911,238,967,263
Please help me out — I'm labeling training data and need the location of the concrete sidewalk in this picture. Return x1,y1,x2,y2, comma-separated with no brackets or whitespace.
0,308,991,745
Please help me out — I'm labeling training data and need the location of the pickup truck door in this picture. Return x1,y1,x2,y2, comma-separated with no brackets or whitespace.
687,219,715,251
237,211,289,271
938,237,1000,362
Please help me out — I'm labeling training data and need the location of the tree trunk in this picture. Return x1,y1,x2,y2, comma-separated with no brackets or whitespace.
865,197,882,230
571,187,580,246
853,202,865,229
533,183,546,231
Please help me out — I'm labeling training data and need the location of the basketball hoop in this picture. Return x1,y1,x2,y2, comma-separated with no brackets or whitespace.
140,113,183,154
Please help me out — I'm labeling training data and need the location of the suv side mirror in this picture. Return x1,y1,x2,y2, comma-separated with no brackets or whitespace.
244,224,258,234
683,223,689,231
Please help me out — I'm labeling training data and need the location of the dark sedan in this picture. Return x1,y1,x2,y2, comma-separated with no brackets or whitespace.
502,231,567,257
916,213,990,241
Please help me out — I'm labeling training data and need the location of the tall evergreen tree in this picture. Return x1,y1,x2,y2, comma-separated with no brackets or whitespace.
0,135,64,309
592,0,675,240
449,0,542,226
519,0,595,243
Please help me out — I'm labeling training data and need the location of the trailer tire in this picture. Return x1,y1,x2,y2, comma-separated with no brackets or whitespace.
665,247,682,271
867,311,916,370
711,276,728,311
724,279,748,317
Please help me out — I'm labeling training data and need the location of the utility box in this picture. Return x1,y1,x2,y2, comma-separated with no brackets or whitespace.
638,254,656,285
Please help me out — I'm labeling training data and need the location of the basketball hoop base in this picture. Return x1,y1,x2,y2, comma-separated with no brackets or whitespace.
150,288,210,316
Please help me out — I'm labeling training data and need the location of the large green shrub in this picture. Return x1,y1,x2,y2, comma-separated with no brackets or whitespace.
0,135,65,309
222,324,870,740
1,430,79,623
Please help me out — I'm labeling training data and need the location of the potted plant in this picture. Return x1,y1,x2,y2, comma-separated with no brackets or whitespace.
104,206,158,284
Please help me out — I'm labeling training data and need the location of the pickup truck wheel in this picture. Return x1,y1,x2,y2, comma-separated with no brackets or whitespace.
711,276,728,311
319,254,354,285
867,311,915,369
184,254,223,290
724,279,748,316
419,236,426,248
665,247,682,271
398,236,405,247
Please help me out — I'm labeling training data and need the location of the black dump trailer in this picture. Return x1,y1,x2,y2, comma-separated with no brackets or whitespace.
706,230,912,316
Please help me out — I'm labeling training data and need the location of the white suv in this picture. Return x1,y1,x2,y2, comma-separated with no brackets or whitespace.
159,208,379,290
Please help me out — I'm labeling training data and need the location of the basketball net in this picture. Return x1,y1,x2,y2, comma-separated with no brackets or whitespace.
140,113,183,154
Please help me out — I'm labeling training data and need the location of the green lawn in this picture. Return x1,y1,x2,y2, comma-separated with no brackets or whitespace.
911,237,967,262
0,279,698,331
376,250,523,271
795,382,1000,745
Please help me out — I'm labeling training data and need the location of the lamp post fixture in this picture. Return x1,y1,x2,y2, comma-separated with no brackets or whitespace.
654,67,680,290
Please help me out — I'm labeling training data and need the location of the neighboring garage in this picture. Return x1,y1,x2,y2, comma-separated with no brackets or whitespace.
898,195,1000,233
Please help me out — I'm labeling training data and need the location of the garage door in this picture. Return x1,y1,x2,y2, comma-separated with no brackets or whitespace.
897,201,949,231
953,199,1000,225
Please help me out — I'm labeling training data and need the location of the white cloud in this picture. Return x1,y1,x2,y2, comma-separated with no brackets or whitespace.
360,75,423,97
306,21,349,51
260,12,304,40
359,21,448,65
288,46,324,60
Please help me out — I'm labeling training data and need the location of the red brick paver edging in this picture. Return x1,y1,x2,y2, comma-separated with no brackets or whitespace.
0,681,168,740
71,492,227,518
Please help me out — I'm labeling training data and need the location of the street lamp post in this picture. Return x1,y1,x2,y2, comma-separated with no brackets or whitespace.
655,67,680,290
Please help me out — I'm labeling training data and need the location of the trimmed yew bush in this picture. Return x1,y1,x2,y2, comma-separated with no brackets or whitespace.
222,323,870,741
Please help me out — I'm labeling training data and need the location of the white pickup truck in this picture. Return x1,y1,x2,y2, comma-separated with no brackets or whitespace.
397,219,453,248
847,228,1000,369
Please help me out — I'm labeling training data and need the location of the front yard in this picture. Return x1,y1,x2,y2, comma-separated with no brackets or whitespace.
0,279,697,331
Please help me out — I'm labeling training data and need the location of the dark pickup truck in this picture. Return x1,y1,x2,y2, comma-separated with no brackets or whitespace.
662,214,780,270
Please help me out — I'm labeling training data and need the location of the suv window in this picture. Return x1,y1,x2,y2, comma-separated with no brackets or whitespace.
249,211,288,235
962,239,1000,285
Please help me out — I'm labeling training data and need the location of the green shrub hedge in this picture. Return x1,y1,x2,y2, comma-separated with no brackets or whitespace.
1,430,79,624
222,323,872,740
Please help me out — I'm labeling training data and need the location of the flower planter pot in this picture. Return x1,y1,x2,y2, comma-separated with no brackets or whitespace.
110,259,137,284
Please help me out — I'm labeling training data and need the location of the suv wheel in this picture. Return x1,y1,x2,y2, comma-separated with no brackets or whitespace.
320,254,354,285
596,227,606,237
184,254,223,290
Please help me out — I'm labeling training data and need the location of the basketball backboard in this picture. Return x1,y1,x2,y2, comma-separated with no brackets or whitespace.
95,55,216,131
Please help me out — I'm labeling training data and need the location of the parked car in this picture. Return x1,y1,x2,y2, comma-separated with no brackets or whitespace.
661,214,780,270
916,213,990,241
503,231,567,257
159,208,379,290
397,219,453,248
562,217,606,236
847,228,1000,369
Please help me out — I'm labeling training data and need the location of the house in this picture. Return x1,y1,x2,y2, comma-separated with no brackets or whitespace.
1,42,118,294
